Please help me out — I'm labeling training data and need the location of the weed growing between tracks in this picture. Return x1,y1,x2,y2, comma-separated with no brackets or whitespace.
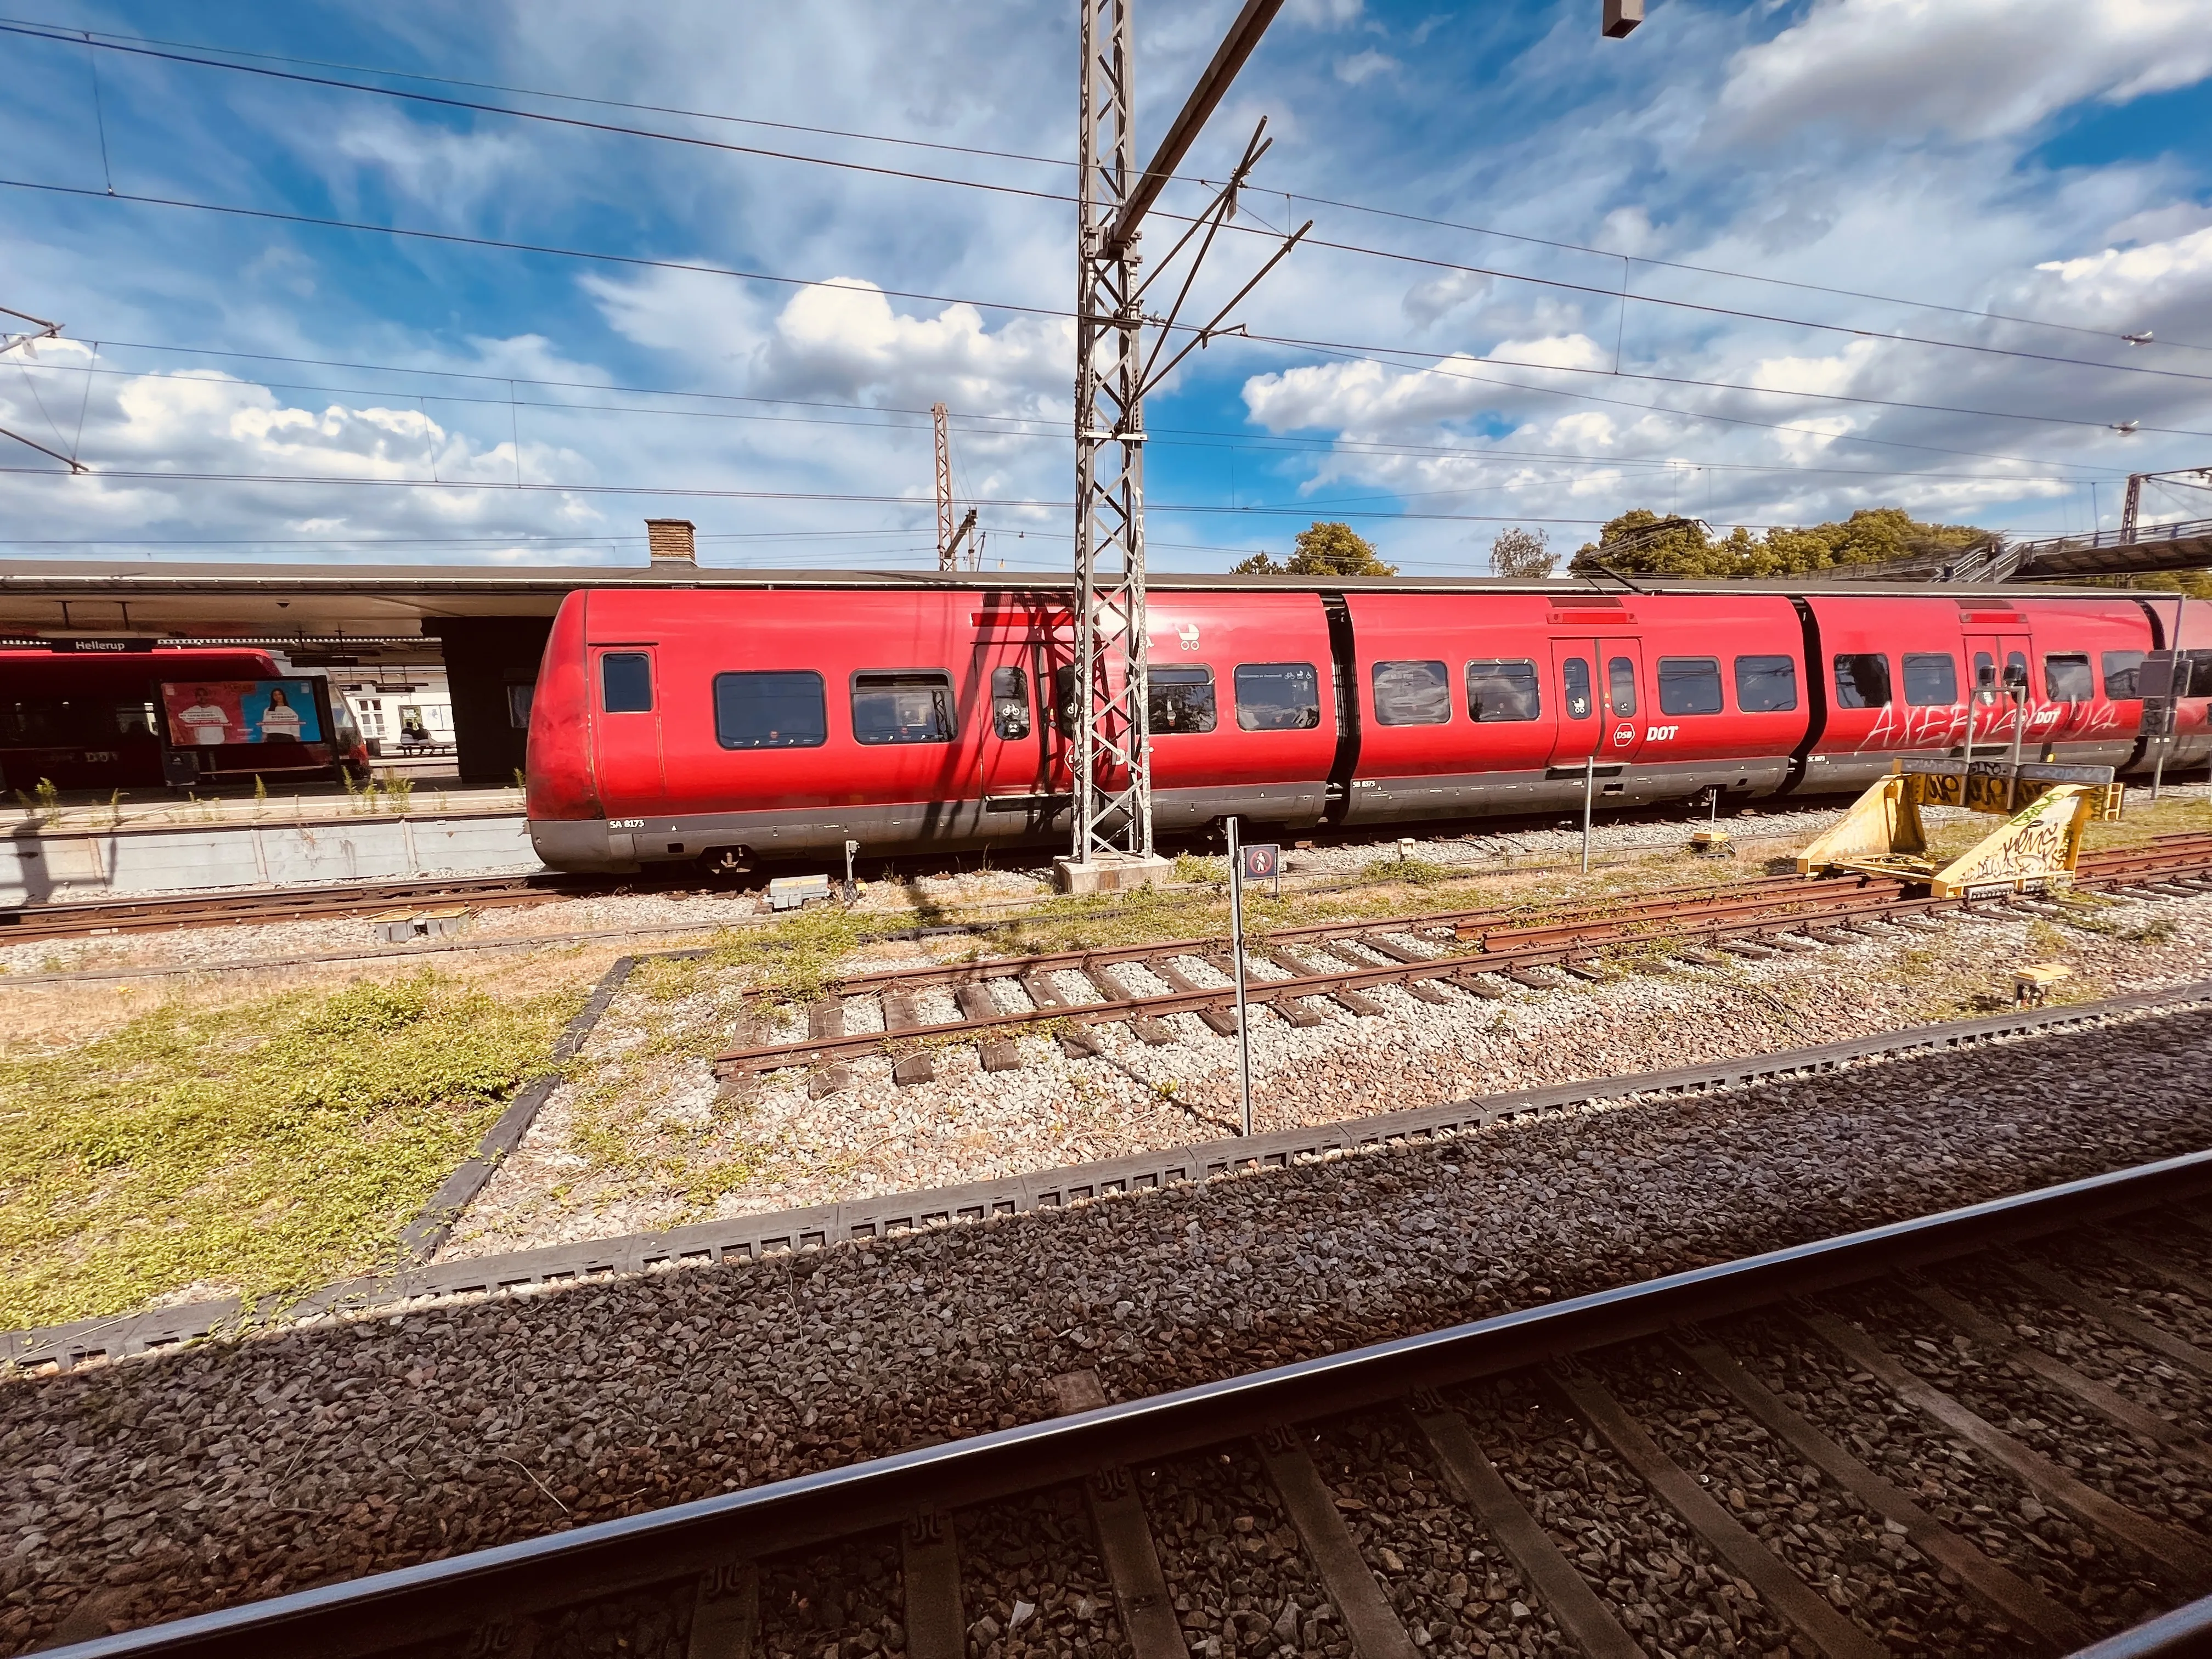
0,972,579,1330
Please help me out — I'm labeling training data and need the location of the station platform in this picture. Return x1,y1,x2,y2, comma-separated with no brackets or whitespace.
2,788,537,904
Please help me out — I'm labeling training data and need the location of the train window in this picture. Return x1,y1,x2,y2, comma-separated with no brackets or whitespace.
1656,657,1723,716
113,701,158,737
1973,651,1995,695
852,672,956,744
600,652,653,713
1234,663,1321,731
990,667,1032,741
2004,651,2028,690
1733,655,1797,713
714,670,827,749
1149,666,1217,734
1370,659,1451,726
1562,658,1593,719
1902,653,1959,707
2044,653,2093,702
1466,659,1541,723
2,698,72,743
1606,657,1637,719
1053,666,1080,739
2102,651,2146,699
2182,650,2212,697
1832,653,1891,709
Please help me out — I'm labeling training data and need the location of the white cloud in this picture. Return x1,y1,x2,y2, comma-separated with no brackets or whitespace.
1334,49,1399,86
2,0,2207,574
1718,0,2212,142
753,280,1071,410
319,109,532,221
2031,223,2212,298
1401,268,1491,328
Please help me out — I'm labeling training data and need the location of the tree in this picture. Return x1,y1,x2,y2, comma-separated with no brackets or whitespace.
1234,520,1396,577
1289,520,1395,576
1566,506,1995,579
1489,526,1555,579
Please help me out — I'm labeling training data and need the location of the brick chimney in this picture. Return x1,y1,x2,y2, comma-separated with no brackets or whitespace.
645,518,697,566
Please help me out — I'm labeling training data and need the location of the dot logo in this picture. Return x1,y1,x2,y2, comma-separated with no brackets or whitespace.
1611,721,1636,747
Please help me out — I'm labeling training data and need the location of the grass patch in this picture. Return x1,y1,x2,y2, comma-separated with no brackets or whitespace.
1358,854,1456,886
1173,852,1226,885
0,972,578,1331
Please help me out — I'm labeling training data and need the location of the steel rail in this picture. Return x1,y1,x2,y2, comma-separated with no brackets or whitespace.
2068,1592,2212,1657
710,886,1956,1073
43,1147,2212,1659
0,871,631,940
710,839,2212,1073
811,868,1878,996
8,825,2205,951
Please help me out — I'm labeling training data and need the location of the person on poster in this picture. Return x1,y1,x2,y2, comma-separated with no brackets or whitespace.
258,685,304,742
177,687,231,745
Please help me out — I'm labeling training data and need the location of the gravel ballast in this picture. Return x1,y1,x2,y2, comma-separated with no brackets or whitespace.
3,1001,2211,1651
448,887,2212,1260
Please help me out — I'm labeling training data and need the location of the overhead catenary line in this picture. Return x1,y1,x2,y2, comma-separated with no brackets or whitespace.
1248,335,2212,470
6,334,2133,483
0,177,1074,323
14,12,2203,358
0,461,2082,538
0,460,1637,523
1241,326,2212,440
10,22,2204,391
0,355,2124,489
5,179,2196,463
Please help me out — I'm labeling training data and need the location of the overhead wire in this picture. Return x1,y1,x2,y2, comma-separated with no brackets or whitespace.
0,461,1649,526
0,461,2089,539
4,178,2196,467
1239,328,2212,441
1232,335,2208,469
7,21,2206,387
6,352,2126,484
11,12,2203,357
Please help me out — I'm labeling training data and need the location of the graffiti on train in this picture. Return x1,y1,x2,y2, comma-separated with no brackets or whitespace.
1855,697,2125,754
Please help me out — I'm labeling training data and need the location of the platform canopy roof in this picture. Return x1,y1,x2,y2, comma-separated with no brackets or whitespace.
0,556,2152,644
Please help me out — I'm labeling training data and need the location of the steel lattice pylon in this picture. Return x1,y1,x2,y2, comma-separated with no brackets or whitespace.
1070,0,1152,865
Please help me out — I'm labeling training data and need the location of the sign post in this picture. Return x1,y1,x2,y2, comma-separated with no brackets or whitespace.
1226,816,1256,1138
1581,754,1595,874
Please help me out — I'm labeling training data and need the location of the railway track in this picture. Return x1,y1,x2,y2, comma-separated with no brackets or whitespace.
47,1147,2212,1658
713,831,2212,1090
0,871,677,943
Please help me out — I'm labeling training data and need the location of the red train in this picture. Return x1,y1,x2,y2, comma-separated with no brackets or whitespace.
523,580,2211,874
0,645,368,795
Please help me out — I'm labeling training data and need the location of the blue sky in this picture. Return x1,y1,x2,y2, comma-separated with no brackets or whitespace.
1,0,2209,576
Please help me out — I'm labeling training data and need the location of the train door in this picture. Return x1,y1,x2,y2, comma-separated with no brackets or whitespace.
1597,637,1648,762
972,638,1071,811
1546,640,1602,767
589,645,665,810
1964,630,2030,753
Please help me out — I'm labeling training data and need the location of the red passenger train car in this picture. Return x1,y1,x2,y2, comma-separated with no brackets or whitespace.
0,645,368,795
524,579,2211,874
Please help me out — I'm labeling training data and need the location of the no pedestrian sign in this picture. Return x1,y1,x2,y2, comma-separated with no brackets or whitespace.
1240,843,1279,883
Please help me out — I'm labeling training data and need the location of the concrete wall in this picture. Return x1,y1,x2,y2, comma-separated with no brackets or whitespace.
2,812,538,904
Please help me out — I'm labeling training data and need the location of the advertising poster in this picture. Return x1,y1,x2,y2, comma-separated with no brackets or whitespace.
160,680,324,747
